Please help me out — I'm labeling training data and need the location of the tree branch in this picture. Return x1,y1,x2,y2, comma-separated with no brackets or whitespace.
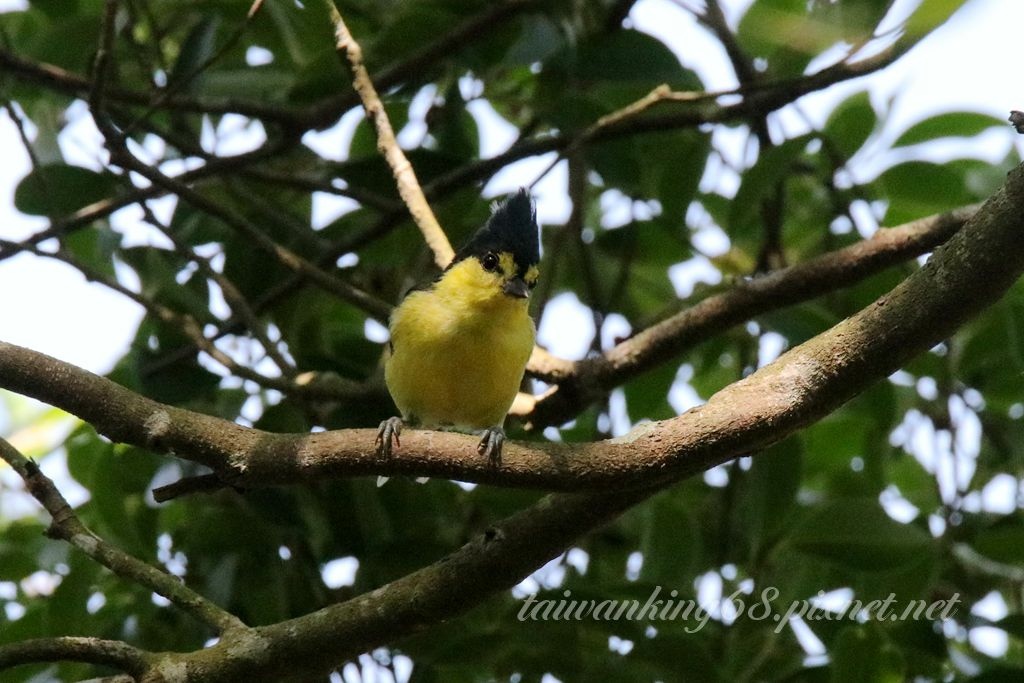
0,437,246,635
88,80,392,325
179,487,651,681
16,240,375,401
327,1,454,268
0,138,293,266
0,45,305,127
0,0,538,135
521,203,979,428
0,636,149,677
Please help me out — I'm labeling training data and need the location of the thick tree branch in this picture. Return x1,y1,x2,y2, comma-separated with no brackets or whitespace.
178,487,650,681
0,636,149,677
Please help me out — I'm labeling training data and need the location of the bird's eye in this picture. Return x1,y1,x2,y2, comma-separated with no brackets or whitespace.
482,252,499,272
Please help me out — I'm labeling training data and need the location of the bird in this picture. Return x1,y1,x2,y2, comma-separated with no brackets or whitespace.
376,188,540,462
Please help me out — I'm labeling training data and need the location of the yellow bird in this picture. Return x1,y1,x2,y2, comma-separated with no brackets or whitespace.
376,189,541,461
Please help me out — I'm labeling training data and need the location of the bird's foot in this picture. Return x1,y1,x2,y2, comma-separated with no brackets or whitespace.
375,416,403,457
477,426,505,463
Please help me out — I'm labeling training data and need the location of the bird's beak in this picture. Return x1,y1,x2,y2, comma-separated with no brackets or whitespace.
503,277,530,299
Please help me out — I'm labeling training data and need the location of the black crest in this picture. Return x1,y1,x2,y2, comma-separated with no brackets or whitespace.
453,188,540,275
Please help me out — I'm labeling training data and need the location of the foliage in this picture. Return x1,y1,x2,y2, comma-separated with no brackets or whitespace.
1,0,1022,681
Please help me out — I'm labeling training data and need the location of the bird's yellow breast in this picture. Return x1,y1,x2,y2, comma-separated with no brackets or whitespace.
384,258,535,430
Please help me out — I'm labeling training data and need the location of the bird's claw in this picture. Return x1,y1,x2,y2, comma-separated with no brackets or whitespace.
376,417,403,457
477,427,505,463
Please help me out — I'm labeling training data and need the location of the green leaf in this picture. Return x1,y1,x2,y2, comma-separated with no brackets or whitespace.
118,246,214,323
23,13,100,73
803,413,869,470
877,160,975,224
830,626,906,683
169,16,221,88
622,362,678,422
0,520,49,581
994,614,1024,639
349,99,411,159
63,223,119,279
729,135,813,239
739,438,803,555
790,498,933,571
261,0,335,68
967,668,1024,683
288,49,349,105
504,14,562,66
738,0,837,74
902,0,969,44
974,519,1024,564
429,85,480,161
27,0,80,20
200,66,296,101
809,0,895,45
639,490,702,583
825,91,876,159
14,165,119,217
563,29,689,85
739,0,809,58
66,424,114,491
893,111,1007,147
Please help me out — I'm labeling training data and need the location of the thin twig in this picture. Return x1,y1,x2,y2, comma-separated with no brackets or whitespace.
239,168,402,214
0,137,295,266
22,241,370,399
326,1,454,268
0,437,246,634
567,153,604,355
89,55,393,325
120,0,266,138
1,99,47,179
0,45,304,127
138,200,300,380
152,472,238,502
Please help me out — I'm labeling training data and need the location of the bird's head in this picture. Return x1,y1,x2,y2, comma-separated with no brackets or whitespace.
444,188,541,304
